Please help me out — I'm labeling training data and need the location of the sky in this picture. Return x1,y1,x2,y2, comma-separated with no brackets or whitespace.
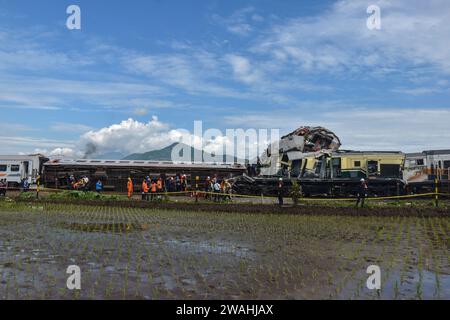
1,0,450,158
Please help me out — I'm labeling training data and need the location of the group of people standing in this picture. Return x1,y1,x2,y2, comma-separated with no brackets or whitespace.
204,176,232,202
127,174,189,201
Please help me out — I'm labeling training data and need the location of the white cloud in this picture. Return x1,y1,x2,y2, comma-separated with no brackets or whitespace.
252,0,450,76
211,7,259,36
78,117,183,157
0,136,76,155
225,54,263,85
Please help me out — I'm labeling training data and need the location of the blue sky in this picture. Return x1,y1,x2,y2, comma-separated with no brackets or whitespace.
1,0,450,157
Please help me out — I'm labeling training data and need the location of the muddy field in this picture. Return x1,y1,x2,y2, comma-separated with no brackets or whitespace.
0,201,449,300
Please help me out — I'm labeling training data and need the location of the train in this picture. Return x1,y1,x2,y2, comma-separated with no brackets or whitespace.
0,154,48,187
0,148,449,196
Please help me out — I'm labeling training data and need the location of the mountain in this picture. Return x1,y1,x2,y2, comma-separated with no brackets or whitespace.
122,143,243,163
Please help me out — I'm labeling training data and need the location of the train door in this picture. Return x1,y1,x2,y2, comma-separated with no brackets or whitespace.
23,161,30,181
367,160,378,177
290,160,301,177
331,158,342,178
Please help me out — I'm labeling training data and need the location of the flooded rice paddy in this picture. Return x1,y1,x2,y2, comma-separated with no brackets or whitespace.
0,202,449,299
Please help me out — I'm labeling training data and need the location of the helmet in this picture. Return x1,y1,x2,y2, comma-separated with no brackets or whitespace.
279,178,283,181
360,178,365,182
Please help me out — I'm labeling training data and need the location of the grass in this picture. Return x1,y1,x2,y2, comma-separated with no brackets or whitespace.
0,201,449,299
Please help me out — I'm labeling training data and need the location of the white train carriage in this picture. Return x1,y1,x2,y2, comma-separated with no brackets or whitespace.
404,149,450,192
0,154,48,187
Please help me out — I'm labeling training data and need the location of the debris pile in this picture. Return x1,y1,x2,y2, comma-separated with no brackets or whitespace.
259,126,341,176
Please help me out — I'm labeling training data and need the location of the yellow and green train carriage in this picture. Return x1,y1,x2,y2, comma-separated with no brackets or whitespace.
232,150,406,197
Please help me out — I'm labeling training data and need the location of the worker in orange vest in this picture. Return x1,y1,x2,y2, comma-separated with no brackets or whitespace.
157,177,163,191
141,179,149,201
127,177,133,199
150,180,157,201
156,177,163,201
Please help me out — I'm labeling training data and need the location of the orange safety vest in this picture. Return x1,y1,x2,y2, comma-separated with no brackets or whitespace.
142,181,149,193
157,179,162,190
127,180,133,192
151,182,157,192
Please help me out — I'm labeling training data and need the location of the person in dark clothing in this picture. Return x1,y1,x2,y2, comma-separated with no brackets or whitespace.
277,178,284,206
22,178,30,192
0,179,6,196
356,178,368,208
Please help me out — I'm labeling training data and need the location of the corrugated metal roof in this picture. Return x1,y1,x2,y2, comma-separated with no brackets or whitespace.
44,159,245,170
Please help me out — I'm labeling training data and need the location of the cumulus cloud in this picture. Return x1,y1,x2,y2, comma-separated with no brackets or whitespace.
40,117,272,162
79,116,177,156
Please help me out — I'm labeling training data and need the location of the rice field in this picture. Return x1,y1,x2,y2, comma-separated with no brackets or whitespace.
0,201,449,300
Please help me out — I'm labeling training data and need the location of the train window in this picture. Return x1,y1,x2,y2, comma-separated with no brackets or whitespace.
444,161,450,169
11,165,20,172
380,164,400,178
315,160,322,174
367,161,378,176
354,161,361,167
416,159,424,166
0,165,6,172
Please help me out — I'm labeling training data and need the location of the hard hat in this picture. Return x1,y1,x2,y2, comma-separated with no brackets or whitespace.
360,178,365,182
279,178,283,181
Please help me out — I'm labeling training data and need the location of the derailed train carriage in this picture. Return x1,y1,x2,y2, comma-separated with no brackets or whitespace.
232,150,406,197
42,158,246,192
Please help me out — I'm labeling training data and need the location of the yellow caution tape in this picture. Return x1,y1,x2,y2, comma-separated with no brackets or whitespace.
34,188,444,202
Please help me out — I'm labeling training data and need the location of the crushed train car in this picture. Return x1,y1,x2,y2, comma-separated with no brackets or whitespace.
232,150,406,197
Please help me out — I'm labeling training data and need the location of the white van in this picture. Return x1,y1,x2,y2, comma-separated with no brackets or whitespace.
0,154,47,188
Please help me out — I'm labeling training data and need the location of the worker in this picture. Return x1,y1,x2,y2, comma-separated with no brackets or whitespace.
22,178,30,193
127,177,133,199
356,178,368,208
95,180,103,193
157,177,163,200
204,176,211,200
175,175,181,191
141,179,149,200
277,178,284,206
0,179,6,197
157,177,163,192
181,174,188,192
213,179,221,202
150,180,157,201
224,179,232,201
